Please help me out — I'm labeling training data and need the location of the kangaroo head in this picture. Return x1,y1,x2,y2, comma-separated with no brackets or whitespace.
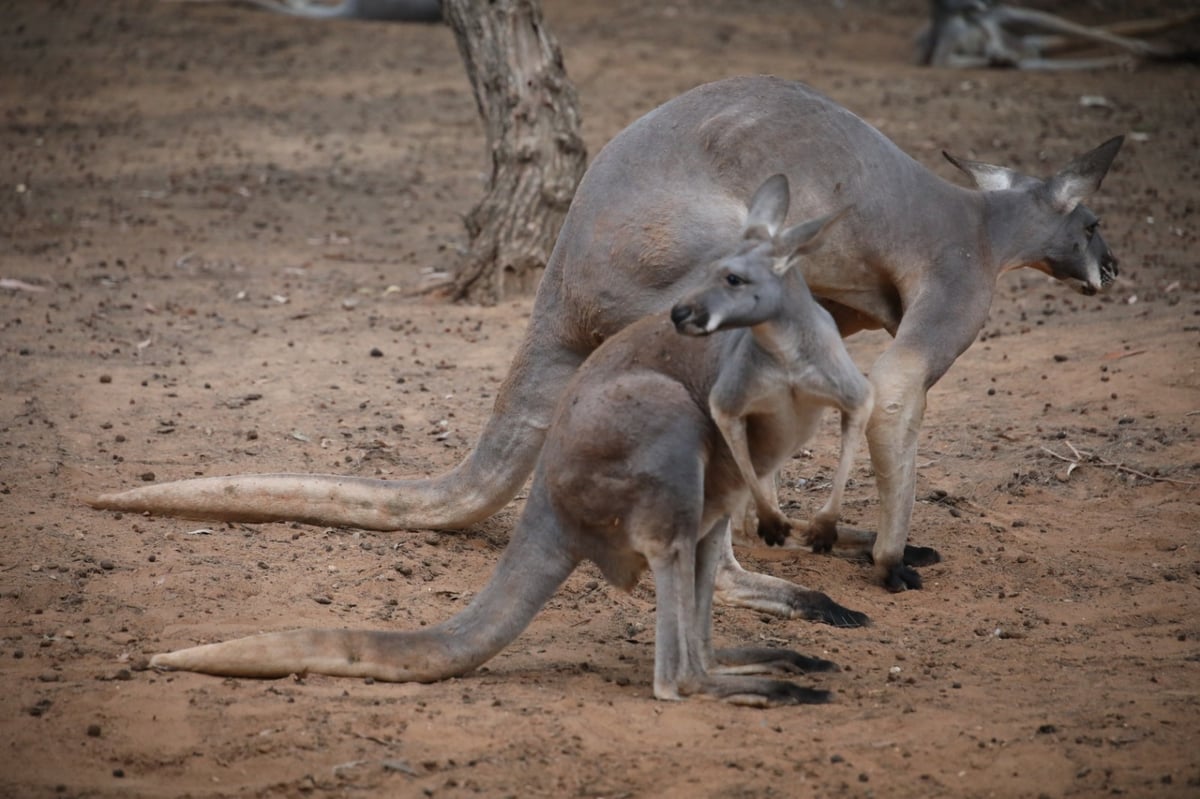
944,136,1124,296
671,174,843,336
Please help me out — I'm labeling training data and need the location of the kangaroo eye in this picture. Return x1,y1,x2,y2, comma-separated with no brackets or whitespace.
725,274,746,287
1085,221,1100,240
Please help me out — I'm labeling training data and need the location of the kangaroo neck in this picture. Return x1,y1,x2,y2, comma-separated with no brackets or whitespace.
745,272,814,362
979,187,1050,274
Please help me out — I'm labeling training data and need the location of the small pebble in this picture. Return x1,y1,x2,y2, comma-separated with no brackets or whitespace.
369,347,384,357
99,375,112,384
87,724,102,738
139,472,155,482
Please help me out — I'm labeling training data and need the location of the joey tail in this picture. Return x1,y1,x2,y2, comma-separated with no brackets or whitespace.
151,494,579,681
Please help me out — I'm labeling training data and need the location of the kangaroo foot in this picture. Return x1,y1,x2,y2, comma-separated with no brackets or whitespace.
880,561,923,592
866,546,938,590
863,543,939,564
689,675,832,707
715,647,839,675
903,544,941,567
714,567,870,627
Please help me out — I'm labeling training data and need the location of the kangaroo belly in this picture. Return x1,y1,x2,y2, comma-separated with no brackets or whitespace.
747,407,824,478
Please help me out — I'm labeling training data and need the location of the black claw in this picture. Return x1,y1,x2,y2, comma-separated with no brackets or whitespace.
795,591,871,628
883,563,923,592
903,545,941,567
715,647,839,674
827,606,871,628
783,654,839,674
756,681,832,706
777,684,833,705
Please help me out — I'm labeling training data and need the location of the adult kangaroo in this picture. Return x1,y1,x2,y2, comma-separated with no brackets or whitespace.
150,176,866,705
917,0,1196,70
92,76,1125,592
200,0,443,23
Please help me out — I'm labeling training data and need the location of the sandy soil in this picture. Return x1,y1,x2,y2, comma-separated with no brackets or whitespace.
2,1,1198,796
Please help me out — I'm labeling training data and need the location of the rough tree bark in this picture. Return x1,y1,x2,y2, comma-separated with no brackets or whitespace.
442,0,586,304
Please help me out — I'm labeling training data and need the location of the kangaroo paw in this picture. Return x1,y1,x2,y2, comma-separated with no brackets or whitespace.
803,516,838,554
756,514,792,547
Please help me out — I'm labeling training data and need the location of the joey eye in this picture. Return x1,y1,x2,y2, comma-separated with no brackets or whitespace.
725,273,746,287
1085,221,1100,240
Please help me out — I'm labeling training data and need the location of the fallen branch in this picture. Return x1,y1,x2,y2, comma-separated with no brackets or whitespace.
1040,442,1198,486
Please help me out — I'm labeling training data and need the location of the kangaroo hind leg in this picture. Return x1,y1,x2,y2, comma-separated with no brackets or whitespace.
650,519,830,707
712,527,870,628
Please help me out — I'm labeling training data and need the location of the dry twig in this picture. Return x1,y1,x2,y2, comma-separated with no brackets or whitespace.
1040,442,1198,487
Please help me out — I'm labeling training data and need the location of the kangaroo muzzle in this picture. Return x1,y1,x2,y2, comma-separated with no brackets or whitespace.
671,303,710,335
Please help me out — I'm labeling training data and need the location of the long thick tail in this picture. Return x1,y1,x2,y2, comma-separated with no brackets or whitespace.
88,324,584,530
151,493,578,681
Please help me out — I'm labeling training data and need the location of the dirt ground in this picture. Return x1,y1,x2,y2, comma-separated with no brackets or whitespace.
2,0,1198,796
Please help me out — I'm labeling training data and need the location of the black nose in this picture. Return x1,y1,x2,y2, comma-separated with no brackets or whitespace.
1103,252,1119,277
670,304,693,328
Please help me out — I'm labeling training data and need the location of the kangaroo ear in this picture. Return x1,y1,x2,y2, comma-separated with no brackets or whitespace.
943,151,1022,192
744,174,791,241
1044,135,1124,214
774,205,853,267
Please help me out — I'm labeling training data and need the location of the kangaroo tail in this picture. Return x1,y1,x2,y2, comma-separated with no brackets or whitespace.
151,493,578,681
88,325,584,531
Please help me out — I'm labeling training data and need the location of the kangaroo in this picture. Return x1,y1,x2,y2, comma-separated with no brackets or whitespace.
179,0,442,23
917,0,1195,69
149,175,866,705
91,76,1126,594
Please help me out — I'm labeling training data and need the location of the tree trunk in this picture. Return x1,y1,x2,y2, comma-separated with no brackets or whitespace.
441,0,586,304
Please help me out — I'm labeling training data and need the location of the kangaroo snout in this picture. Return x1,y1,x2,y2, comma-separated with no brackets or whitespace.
1101,251,1119,280
671,303,709,335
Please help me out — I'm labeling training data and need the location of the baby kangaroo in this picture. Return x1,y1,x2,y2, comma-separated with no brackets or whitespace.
151,175,870,706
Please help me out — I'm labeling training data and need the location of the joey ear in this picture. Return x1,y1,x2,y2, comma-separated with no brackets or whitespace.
943,151,1022,192
775,205,853,263
1044,135,1124,214
743,174,791,241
